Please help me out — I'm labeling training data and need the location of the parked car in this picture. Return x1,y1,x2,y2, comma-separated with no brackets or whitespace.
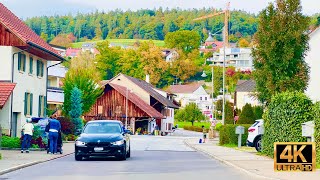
74,120,131,161
246,119,264,152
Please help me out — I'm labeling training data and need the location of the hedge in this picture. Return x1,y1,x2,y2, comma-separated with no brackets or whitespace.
183,125,208,133
219,124,252,146
1,136,20,148
313,102,320,166
262,91,313,157
238,103,256,124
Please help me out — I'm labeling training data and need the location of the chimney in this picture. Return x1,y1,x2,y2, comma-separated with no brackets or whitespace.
146,74,150,83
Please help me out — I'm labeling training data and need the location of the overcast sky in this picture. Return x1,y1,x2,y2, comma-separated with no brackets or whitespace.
0,0,319,19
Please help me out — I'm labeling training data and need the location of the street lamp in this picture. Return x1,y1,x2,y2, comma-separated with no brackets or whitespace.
201,66,215,124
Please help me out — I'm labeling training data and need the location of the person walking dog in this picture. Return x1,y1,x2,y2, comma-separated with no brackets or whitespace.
21,118,34,153
47,115,61,154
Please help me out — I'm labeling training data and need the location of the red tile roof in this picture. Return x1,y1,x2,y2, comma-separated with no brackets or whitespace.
0,3,63,61
109,83,164,119
0,82,16,109
167,83,203,94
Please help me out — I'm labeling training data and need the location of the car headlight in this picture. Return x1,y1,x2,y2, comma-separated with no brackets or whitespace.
75,141,86,147
111,140,124,145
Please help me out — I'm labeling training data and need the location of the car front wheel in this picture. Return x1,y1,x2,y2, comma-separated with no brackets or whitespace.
255,136,262,152
75,154,83,161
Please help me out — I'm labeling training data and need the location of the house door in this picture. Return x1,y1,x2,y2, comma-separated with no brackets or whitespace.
11,112,18,137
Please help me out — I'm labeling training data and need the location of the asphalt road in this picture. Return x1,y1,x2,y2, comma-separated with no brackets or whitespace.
0,135,255,180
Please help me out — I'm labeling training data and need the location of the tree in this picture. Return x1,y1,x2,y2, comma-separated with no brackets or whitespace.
252,106,264,120
63,52,103,115
237,103,256,124
252,0,310,103
69,87,83,131
50,33,73,47
174,103,206,126
40,32,48,42
95,40,122,80
164,30,201,54
238,38,250,47
216,99,234,123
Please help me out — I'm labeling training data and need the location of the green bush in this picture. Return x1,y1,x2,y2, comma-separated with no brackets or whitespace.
253,106,264,120
262,91,313,157
215,122,223,131
219,124,252,146
1,136,20,148
31,144,39,148
313,102,320,166
183,125,208,133
238,103,256,124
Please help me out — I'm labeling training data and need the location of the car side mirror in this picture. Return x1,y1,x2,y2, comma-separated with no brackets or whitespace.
124,129,131,134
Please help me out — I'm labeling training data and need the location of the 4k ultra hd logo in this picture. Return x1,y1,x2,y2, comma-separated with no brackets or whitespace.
274,142,316,172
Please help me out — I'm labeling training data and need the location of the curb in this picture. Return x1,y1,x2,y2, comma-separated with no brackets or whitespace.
0,152,74,176
183,139,281,180
1,148,46,151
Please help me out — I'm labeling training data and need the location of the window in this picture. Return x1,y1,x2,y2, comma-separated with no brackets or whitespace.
29,57,33,74
37,60,44,77
24,92,33,116
200,97,202,101
18,53,26,72
38,95,46,117
205,97,207,100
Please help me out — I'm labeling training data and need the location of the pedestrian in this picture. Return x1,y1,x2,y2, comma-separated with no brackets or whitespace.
21,118,34,153
202,125,207,143
48,115,61,154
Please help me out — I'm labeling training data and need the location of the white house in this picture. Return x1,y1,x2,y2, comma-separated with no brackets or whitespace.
162,49,179,62
234,80,260,110
0,3,64,137
208,48,254,71
305,28,320,102
167,83,213,120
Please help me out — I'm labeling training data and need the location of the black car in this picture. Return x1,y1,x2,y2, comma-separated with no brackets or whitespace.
75,120,131,161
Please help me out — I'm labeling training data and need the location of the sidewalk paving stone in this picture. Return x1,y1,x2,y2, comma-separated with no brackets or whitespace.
0,142,74,175
185,138,320,180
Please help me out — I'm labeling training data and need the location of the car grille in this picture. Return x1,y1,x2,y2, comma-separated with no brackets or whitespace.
87,142,111,147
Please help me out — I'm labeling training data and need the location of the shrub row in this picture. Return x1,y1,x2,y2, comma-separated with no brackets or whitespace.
183,125,208,133
219,124,252,146
1,136,20,148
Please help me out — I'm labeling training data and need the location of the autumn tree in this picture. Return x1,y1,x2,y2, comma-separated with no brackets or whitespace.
174,103,206,126
50,33,73,47
63,52,103,115
238,38,250,47
164,30,201,54
40,32,48,42
252,0,310,103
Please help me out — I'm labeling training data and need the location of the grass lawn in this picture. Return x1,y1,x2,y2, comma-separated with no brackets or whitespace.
317,163,320,169
175,121,211,129
71,39,165,48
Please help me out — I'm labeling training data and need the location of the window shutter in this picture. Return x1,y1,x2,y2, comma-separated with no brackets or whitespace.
29,57,33,74
30,93,33,116
41,61,44,77
44,96,47,117
23,54,26,72
38,96,41,117
18,53,21,71
36,60,39,76
24,92,28,115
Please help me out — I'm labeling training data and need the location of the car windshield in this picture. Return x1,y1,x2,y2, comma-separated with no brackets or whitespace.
251,121,260,127
83,122,122,134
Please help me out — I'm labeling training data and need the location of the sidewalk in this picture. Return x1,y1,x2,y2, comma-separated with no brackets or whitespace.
0,142,74,175
185,138,320,180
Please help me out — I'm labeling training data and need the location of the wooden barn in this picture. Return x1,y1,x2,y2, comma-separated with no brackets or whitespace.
84,83,164,134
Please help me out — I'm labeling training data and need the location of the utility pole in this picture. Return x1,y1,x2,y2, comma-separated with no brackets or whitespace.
194,2,230,125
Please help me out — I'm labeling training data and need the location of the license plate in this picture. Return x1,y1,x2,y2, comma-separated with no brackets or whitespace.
94,147,104,151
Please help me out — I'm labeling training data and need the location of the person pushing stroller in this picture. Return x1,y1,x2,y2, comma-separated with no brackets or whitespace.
45,115,62,154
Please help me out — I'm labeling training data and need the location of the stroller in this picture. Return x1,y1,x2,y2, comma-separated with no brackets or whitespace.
46,131,63,154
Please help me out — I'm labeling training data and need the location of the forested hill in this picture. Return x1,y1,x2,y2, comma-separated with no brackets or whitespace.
25,8,259,43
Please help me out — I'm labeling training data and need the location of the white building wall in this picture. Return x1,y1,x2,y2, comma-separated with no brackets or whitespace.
0,95,12,135
305,29,320,102
0,46,13,80
11,47,47,136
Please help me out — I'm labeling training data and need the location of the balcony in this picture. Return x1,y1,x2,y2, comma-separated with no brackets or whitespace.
47,87,64,104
